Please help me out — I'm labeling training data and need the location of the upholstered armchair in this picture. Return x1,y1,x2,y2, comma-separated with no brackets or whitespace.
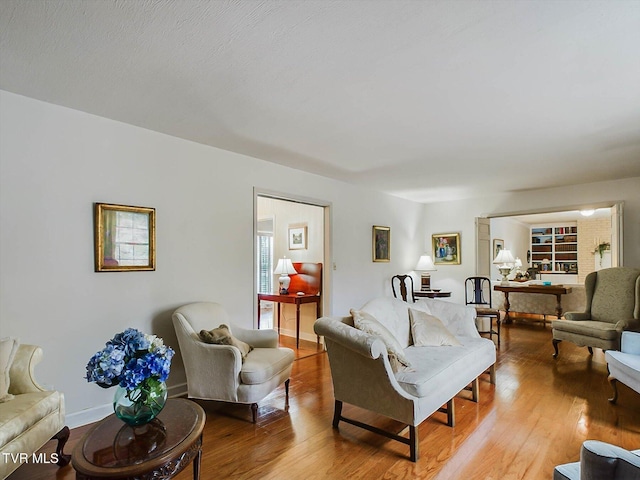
554,440,640,479
172,302,295,422
606,331,640,404
552,267,640,358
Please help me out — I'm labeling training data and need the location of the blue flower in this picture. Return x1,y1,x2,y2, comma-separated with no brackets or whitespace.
86,329,174,391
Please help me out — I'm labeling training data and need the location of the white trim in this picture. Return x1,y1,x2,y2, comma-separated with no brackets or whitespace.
65,382,188,428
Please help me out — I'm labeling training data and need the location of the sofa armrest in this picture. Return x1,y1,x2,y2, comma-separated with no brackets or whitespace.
232,326,278,348
314,317,388,360
8,344,46,394
564,312,590,321
621,331,640,355
580,440,640,479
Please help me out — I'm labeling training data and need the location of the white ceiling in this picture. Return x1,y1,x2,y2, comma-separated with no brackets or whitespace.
1,0,639,203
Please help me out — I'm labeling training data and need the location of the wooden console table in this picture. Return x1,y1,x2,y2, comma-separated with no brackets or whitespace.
72,398,205,480
493,284,573,324
258,293,321,349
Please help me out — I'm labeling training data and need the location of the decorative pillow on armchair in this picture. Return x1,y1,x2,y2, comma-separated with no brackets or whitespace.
199,324,253,360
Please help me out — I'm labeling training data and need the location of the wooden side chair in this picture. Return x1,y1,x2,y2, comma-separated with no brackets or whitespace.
465,276,501,345
391,274,415,303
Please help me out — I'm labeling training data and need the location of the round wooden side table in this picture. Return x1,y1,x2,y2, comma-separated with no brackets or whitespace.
72,398,205,479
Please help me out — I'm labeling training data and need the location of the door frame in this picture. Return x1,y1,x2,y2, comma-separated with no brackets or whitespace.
253,187,332,329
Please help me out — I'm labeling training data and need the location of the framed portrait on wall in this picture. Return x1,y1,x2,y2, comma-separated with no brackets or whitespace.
493,238,504,260
432,232,460,265
288,223,308,250
373,225,390,262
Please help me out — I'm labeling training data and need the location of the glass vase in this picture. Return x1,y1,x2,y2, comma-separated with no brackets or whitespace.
113,378,167,426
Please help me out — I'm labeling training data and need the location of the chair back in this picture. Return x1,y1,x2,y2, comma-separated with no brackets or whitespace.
173,302,230,339
391,275,415,303
587,267,640,323
465,277,492,308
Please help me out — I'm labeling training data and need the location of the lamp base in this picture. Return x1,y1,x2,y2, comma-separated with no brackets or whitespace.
279,275,291,295
420,273,432,292
498,266,512,286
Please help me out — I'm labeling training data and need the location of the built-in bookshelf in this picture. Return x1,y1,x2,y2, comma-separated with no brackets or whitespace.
531,223,578,274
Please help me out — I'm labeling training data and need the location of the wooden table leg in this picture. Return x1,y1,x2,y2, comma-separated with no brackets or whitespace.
555,294,563,318
193,436,202,480
257,300,261,329
296,301,301,349
277,303,281,333
503,292,511,324
316,299,321,344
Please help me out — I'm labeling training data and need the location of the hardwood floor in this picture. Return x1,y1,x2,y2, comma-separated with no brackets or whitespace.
10,322,640,479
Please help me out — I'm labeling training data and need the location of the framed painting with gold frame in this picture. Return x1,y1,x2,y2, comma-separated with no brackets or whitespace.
432,232,461,265
94,203,156,272
372,225,390,262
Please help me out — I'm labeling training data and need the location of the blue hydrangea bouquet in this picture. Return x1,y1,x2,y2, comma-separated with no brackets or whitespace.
86,328,175,425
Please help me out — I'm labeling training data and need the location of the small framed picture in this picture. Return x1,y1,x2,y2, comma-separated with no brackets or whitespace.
94,203,156,272
373,225,390,262
493,238,504,260
432,233,460,265
288,224,308,250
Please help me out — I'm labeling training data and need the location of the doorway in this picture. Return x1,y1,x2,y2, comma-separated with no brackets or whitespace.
254,191,330,351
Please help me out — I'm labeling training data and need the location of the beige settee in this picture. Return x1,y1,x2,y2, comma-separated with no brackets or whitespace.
314,297,496,461
0,342,70,479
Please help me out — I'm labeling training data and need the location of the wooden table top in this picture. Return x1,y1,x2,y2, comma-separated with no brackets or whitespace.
493,284,572,294
72,398,205,478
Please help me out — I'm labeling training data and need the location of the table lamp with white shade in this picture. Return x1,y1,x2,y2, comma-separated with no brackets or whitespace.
493,249,516,285
415,254,437,291
273,257,297,294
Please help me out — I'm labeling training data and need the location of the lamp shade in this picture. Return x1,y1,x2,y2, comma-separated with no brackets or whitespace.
493,249,515,265
273,258,297,275
415,255,436,271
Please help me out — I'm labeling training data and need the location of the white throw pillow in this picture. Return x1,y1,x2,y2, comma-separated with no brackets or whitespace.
409,309,461,346
414,298,480,338
350,309,412,371
0,337,19,402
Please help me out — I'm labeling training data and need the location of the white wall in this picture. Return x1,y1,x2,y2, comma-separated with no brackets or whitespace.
424,177,640,304
0,91,425,426
489,217,530,273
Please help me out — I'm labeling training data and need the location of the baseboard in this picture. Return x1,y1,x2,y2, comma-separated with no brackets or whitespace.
65,382,188,429
278,328,318,344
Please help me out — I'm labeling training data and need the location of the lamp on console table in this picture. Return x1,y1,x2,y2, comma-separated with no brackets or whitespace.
493,249,515,286
415,254,437,291
273,257,297,294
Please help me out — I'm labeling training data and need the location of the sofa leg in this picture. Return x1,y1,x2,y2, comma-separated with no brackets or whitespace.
332,400,343,429
251,403,258,423
588,346,594,355
52,426,71,466
447,398,455,427
409,425,418,462
608,376,619,404
489,364,496,385
552,339,561,359
472,378,479,403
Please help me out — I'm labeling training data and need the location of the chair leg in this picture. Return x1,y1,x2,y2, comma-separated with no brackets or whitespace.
52,426,71,466
251,403,258,423
608,376,619,404
285,378,290,407
588,346,594,355
332,400,343,428
496,315,501,346
446,398,455,427
489,364,496,385
552,339,561,358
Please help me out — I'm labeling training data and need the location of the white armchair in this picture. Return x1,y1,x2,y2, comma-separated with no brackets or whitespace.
172,302,295,422
606,331,640,404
